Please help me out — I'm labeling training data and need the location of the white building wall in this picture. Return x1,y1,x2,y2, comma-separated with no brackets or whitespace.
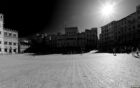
3,29,18,54
0,14,4,54
0,14,18,54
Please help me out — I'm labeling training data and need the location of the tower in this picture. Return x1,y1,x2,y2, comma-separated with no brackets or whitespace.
0,14,4,53
0,14,4,29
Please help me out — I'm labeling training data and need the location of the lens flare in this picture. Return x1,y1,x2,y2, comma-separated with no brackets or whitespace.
100,2,116,18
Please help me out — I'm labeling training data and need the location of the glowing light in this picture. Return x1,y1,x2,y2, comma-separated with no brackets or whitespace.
100,2,116,18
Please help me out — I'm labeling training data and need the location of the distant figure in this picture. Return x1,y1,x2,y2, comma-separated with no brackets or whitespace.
136,48,140,56
113,48,116,56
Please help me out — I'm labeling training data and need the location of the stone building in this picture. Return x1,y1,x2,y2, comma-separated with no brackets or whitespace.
43,27,98,53
99,5,140,52
65,27,78,48
77,32,86,49
84,28,98,50
0,14,18,54
100,21,117,51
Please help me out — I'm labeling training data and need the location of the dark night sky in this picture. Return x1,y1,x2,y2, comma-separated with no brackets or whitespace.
1,0,140,37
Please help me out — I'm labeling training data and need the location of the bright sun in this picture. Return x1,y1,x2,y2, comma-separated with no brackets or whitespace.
100,3,115,18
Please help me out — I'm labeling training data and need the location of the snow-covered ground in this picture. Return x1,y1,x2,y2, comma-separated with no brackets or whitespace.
0,53,139,88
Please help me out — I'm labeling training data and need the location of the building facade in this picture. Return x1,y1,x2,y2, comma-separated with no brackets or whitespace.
84,28,98,50
43,27,98,53
0,14,18,54
99,5,140,52
65,27,78,48
100,21,117,51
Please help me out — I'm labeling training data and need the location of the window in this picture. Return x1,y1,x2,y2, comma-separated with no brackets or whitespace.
4,41,7,45
0,41,1,44
13,49,17,52
4,32,7,36
13,43,16,45
9,33,12,36
9,42,12,45
5,48,7,52
0,31,1,34
13,34,16,37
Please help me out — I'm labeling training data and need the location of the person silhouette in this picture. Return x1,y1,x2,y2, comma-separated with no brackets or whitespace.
113,48,116,56
136,48,139,56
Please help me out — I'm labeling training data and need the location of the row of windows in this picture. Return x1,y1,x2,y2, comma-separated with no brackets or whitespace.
0,41,17,46
4,48,17,52
4,32,17,37
4,41,17,45
0,48,17,52
0,31,17,37
66,32,77,35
